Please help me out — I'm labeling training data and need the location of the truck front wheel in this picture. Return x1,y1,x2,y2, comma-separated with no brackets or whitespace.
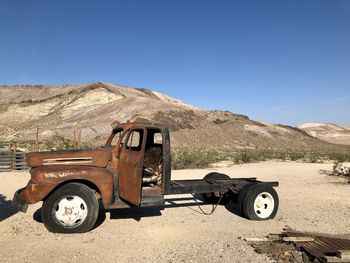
42,183,99,233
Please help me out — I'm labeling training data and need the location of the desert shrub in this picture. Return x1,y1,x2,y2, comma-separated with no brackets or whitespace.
1,135,97,152
171,148,220,169
328,152,350,163
222,148,350,165
80,141,96,149
232,149,288,163
233,150,252,163
289,151,305,161
331,161,350,177
41,135,74,150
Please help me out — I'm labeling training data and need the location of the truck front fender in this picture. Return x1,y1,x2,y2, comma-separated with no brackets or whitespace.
14,165,114,211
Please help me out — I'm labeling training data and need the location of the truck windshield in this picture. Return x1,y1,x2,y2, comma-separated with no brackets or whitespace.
106,128,124,146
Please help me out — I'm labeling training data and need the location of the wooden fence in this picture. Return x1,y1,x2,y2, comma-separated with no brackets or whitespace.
0,150,27,172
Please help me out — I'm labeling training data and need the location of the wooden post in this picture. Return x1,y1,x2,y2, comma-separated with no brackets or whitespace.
35,127,39,152
77,129,81,149
74,130,77,149
12,143,17,170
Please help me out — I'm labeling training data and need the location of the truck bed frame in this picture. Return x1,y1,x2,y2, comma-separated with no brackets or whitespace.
168,178,278,195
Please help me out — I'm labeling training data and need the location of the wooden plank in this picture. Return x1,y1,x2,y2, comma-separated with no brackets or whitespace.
268,234,281,241
283,236,315,242
283,229,350,240
243,237,269,242
0,149,27,171
337,250,350,260
325,256,350,262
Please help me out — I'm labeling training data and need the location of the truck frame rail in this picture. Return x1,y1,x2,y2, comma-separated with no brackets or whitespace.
168,178,279,195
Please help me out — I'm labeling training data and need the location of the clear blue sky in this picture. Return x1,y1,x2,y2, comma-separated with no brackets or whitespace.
1,1,349,126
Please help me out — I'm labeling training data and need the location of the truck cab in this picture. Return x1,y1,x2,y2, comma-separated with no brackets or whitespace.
105,122,171,207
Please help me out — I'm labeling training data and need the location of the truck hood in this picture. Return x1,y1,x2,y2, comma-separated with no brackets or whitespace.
26,147,112,168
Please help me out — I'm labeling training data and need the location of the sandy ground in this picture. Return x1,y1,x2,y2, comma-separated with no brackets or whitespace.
0,161,349,263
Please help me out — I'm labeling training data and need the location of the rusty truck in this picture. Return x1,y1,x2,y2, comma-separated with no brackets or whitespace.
13,122,279,233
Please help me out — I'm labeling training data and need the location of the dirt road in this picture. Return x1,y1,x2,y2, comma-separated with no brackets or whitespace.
0,161,349,262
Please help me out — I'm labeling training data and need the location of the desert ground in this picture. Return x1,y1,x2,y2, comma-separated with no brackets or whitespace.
0,161,349,263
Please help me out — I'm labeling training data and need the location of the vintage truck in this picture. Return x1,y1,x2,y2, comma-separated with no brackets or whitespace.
13,122,279,233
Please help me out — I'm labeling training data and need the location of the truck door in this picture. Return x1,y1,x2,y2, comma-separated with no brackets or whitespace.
118,128,146,206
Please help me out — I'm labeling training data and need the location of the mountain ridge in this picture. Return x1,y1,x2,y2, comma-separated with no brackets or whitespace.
0,82,347,151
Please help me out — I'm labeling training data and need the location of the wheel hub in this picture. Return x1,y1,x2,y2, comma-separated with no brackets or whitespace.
65,207,73,215
54,196,88,227
253,192,274,219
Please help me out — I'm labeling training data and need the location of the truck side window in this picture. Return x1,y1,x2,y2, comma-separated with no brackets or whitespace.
153,132,162,144
126,129,143,151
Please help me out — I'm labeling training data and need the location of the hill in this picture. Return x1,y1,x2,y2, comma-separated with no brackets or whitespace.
299,123,350,145
0,82,346,152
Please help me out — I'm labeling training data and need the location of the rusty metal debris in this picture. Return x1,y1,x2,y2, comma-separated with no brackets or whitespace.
245,229,350,263
283,231,350,263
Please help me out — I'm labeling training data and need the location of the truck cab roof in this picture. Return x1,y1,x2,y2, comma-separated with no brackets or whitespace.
112,121,167,132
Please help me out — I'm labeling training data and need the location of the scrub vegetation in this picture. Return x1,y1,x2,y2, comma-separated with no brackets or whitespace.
2,137,350,170
171,147,350,169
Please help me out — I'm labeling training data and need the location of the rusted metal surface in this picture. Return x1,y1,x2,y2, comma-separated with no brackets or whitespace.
15,165,114,208
14,122,169,212
26,148,111,167
299,236,350,260
14,121,278,228
283,232,350,262
105,121,166,146
246,232,350,263
169,178,277,195
161,127,171,195
108,123,170,204
118,127,146,206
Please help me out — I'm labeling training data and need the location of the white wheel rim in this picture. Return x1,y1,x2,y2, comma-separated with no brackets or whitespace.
253,192,274,219
53,196,88,227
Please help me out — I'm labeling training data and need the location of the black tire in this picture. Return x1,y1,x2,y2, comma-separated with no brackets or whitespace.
242,184,279,221
236,182,257,217
42,183,99,233
201,172,230,204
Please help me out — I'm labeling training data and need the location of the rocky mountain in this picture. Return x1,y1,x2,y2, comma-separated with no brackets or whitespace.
299,123,350,145
0,82,345,150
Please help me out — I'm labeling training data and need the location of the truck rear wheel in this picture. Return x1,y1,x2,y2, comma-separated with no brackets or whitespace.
241,184,279,220
236,182,257,217
201,172,230,204
42,183,99,233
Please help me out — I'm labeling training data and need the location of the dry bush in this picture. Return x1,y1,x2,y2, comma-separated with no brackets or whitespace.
331,161,350,177
171,148,220,170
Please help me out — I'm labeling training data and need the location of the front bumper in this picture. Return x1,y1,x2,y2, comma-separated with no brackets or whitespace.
12,188,29,213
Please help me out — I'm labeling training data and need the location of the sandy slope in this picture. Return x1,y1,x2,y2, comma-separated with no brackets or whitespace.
0,161,349,263
299,123,350,145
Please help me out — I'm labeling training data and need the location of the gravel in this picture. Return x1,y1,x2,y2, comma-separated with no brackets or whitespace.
0,161,349,262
